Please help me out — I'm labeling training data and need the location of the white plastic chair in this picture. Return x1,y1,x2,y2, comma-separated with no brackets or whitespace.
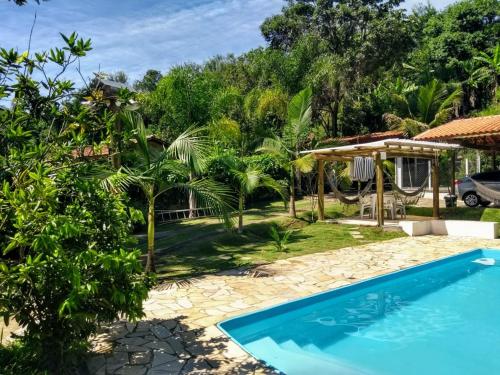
359,194,373,219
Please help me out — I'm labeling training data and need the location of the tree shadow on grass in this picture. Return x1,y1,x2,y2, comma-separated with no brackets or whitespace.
86,316,276,374
153,220,312,282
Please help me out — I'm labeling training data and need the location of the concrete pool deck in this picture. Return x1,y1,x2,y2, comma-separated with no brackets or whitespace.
87,235,500,374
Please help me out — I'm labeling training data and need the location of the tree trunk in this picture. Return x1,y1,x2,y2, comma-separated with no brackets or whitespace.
331,99,340,138
188,172,197,218
145,197,156,273
238,193,244,234
289,165,296,217
296,169,303,197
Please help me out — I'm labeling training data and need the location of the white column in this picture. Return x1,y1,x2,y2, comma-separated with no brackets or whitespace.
476,150,481,173
465,158,469,176
396,157,403,188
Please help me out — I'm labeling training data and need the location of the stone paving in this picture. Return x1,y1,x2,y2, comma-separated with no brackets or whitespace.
87,235,500,374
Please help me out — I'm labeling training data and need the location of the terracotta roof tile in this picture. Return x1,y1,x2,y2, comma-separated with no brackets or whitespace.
414,115,500,140
71,145,110,159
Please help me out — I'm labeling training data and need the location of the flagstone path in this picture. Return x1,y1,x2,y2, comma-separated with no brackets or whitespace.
87,235,500,374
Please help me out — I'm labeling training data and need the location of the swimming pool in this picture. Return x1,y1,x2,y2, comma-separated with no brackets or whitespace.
219,249,500,375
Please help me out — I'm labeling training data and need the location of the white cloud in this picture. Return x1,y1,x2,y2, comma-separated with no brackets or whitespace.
0,0,284,83
0,0,458,85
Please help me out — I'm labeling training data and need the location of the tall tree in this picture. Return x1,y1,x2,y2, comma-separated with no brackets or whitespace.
258,87,316,217
261,0,413,137
134,69,163,92
144,64,221,142
119,112,233,272
408,0,499,83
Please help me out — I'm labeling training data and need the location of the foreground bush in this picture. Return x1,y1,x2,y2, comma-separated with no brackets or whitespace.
0,34,151,372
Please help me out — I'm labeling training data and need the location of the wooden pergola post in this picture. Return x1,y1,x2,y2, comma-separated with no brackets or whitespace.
450,151,456,196
432,156,440,219
375,152,384,227
317,159,325,221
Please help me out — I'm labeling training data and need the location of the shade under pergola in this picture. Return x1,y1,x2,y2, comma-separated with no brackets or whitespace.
301,139,461,226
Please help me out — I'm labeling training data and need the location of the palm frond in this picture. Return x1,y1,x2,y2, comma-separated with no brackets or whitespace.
121,111,151,166
400,118,429,137
167,127,209,174
284,87,312,148
259,175,287,201
170,178,236,226
102,169,140,193
256,137,289,157
80,164,138,193
438,86,462,113
232,169,261,194
293,154,315,173
430,108,454,128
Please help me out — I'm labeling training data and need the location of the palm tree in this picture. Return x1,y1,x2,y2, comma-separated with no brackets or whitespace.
384,79,462,137
258,87,315,217
229,163,285,233
120,112,234,272
474,44,500,103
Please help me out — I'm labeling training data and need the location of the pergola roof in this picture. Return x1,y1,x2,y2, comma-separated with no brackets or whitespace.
339,130,405,144
414,115,500,151
302,138,461,160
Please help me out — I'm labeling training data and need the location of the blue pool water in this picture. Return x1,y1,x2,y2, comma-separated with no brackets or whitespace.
219,249,500,375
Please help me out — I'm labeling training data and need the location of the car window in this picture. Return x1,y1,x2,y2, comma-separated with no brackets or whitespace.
472,171,500,181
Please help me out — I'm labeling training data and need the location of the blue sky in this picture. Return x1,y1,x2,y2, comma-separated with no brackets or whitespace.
1,0,457,84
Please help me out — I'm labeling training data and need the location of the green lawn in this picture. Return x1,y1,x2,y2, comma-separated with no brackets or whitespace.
406,206,500,222
138,199,404,280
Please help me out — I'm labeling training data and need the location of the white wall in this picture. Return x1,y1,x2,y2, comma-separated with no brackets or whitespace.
400,220,499,240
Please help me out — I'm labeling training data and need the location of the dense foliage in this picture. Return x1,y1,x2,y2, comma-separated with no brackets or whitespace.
0,35,151,372
1,0,499,371
140,0,498,144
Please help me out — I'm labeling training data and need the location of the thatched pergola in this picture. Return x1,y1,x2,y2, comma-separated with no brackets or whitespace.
301,139,461,227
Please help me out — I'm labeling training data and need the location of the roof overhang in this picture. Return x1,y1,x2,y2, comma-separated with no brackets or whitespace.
414,115,500,151
301,138,461,161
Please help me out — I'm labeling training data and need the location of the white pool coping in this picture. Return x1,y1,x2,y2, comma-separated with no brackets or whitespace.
400,220,499,239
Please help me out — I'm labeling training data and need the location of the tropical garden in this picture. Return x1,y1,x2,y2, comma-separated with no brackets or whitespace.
0,0,499,373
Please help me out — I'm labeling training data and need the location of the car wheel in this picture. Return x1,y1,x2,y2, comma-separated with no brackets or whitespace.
463,192,480,207
480,200,491,207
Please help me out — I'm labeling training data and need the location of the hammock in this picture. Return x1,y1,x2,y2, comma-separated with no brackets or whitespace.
471,179,500,205
326,171,374,205
384,170,429,197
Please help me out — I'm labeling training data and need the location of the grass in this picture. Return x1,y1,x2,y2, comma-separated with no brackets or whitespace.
406,206,500,222
137,199,405,280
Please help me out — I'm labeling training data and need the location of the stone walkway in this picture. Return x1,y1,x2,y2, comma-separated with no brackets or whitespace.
87,235,500,374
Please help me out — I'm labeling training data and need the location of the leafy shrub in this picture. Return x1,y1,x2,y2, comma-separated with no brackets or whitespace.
0,33,151,373
269,224,293,252
0,169,152,372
